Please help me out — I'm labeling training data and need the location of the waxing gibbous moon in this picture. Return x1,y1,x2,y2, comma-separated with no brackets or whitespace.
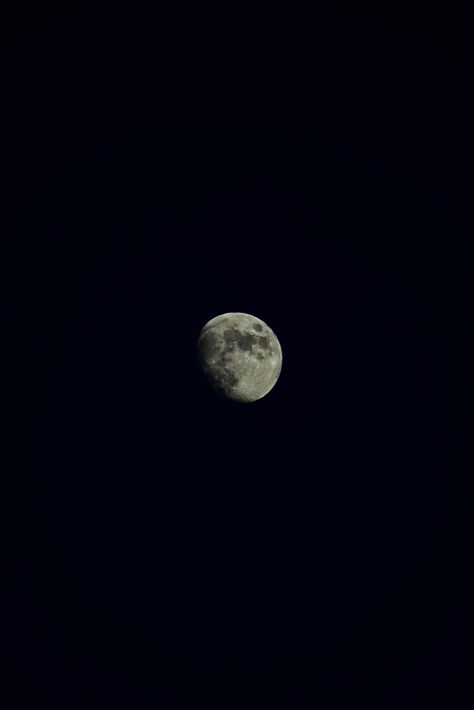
197,312,283,403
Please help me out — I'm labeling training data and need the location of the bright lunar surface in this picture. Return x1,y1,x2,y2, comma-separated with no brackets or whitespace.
197,312,283,403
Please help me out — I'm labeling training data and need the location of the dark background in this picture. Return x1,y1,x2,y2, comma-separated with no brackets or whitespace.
1,2,472,708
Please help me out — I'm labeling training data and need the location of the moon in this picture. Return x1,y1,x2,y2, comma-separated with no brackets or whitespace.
197,312,283,403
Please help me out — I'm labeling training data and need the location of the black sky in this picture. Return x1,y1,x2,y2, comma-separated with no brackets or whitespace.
1,2,472,709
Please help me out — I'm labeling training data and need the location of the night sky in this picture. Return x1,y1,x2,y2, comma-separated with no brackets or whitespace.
1,2,472,708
